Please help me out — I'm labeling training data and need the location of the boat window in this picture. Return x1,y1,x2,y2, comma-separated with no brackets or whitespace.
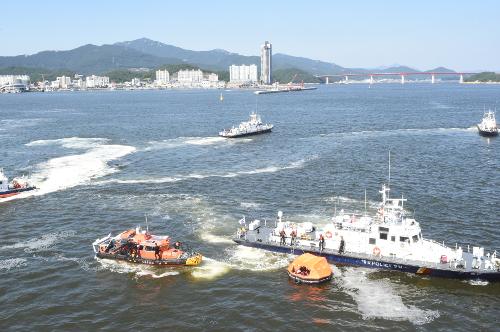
400,236,409,242
391,236,395,242
144,246,156,251
412,235,419,242
379,227,389,232
369,238,376,245
419,232,422,239
379,233,388,240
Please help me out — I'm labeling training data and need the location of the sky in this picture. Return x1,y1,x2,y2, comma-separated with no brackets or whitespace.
1,0,499,71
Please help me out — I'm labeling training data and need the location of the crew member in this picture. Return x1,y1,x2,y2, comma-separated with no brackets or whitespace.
154,242,161,260
290,230,296,246
339,236,345,254
174,241,181,250
319,234,325,252
279,230,286,246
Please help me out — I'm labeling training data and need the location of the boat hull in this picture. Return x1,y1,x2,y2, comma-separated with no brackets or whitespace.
477,125,499,137
234,239,500,281
96,252,202,266
287,271,332,284
219,127,272,138
0,186,37,198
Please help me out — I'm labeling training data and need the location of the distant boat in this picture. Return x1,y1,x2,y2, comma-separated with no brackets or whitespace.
220,93,224,102
219,112,273,138
477,110,498,137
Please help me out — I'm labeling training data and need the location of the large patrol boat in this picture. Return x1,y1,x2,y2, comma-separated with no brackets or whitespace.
477,110,498,137
219,112,273,138
0,168,37,199
233,184,500,281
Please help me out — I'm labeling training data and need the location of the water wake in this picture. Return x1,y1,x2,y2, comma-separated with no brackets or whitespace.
1,137,136,202
0,258,27,271
0,231,76,253
338,268,439,325
98,157,314,185
144,136,251,151
97,258,180,279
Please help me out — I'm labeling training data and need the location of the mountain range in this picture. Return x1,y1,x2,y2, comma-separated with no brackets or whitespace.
0,38,455,79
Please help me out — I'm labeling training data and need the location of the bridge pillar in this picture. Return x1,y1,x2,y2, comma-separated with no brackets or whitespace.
431,74,435,84
370,75,374,84
401,75,405,84
345,76,349,83
325,77,329,84
459,74,464,84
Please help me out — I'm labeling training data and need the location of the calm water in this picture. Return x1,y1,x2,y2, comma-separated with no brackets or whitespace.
0,84,499,331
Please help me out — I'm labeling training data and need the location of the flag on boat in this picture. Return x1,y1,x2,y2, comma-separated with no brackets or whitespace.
238,216,246,225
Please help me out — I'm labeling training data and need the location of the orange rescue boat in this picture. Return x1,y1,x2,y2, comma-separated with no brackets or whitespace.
287,253,333,284
92,226,202,266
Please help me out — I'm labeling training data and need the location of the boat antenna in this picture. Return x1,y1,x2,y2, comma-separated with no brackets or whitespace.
364,189,367,216
333,183,337,217
144,213,149,233
388,150,391,191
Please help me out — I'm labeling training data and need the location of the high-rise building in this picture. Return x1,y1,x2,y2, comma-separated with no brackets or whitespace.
229,64,258,83
155,69,170,85
260,41,272,84
177,69,204,83
86,75,109,88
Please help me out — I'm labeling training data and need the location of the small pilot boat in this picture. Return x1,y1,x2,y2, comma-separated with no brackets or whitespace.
0,168,37,199
92,226,202,266
287,253,333,284
477,110,498,137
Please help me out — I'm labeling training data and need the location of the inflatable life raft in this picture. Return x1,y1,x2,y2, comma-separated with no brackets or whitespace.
287,253,333,284
92,226,202,266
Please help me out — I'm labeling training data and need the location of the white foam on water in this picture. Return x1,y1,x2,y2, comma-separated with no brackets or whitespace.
466,279,489,286
97,258,180,279
338,268,439,325
240,202,261,209
144,136,249,151
25,137,109,149
0,231,76,253
190,257,231,280
200,233,234,244
226,245,292,272
99,157,314,185
0,258,27,271
2,137,136,201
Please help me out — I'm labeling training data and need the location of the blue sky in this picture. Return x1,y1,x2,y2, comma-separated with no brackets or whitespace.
1,1,499,71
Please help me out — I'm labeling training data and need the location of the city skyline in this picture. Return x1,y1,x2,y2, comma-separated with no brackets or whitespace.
0,1,499,71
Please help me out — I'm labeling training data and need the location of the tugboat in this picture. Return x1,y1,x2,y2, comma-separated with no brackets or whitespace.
219,112,273,138
234,185,500,281
477,110,498,136
0,168,37,199
93,226,202,266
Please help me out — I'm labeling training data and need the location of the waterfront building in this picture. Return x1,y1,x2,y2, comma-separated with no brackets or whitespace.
206,73,219,82
56,76,72,89
0,75,30,87
155,69,170,85
260,41,272,85
177,69,204,83
229,64,258,83
131,78,141,87
86,75,110,88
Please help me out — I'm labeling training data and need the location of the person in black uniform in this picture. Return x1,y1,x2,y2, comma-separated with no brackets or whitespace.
154,242,161,260
339,236,345,254
319,234,325,252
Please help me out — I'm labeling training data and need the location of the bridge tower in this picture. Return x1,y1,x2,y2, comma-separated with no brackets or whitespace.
401,74,405,84
325,77,329,84
370,75,374,85
431,74,435,84
459,74,464,84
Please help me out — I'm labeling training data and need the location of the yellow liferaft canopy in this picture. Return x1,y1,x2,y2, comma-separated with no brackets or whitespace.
287,253,332,280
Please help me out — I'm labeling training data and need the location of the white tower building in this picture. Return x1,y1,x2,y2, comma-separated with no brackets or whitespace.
260,41,272,85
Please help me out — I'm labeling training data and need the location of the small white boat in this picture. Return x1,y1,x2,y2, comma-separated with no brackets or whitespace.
219,112,273,138
477,110,498,136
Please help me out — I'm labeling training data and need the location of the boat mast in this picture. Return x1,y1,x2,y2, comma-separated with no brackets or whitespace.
388,150,391,199
364,189,367,216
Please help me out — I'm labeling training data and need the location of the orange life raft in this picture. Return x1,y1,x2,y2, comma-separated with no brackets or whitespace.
287,253,333,284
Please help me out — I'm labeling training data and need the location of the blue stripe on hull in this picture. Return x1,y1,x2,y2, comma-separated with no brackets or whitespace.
0,186,36,197
219,128,272,138
235,240,500,281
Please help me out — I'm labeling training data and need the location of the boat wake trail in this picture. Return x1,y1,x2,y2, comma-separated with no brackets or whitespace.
98,156,315,185
96,258,180,279
0,231,76,253
317,127,477,140
0,258,27,271
338,268,440,325
1,137,136,202
144,136,251,151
